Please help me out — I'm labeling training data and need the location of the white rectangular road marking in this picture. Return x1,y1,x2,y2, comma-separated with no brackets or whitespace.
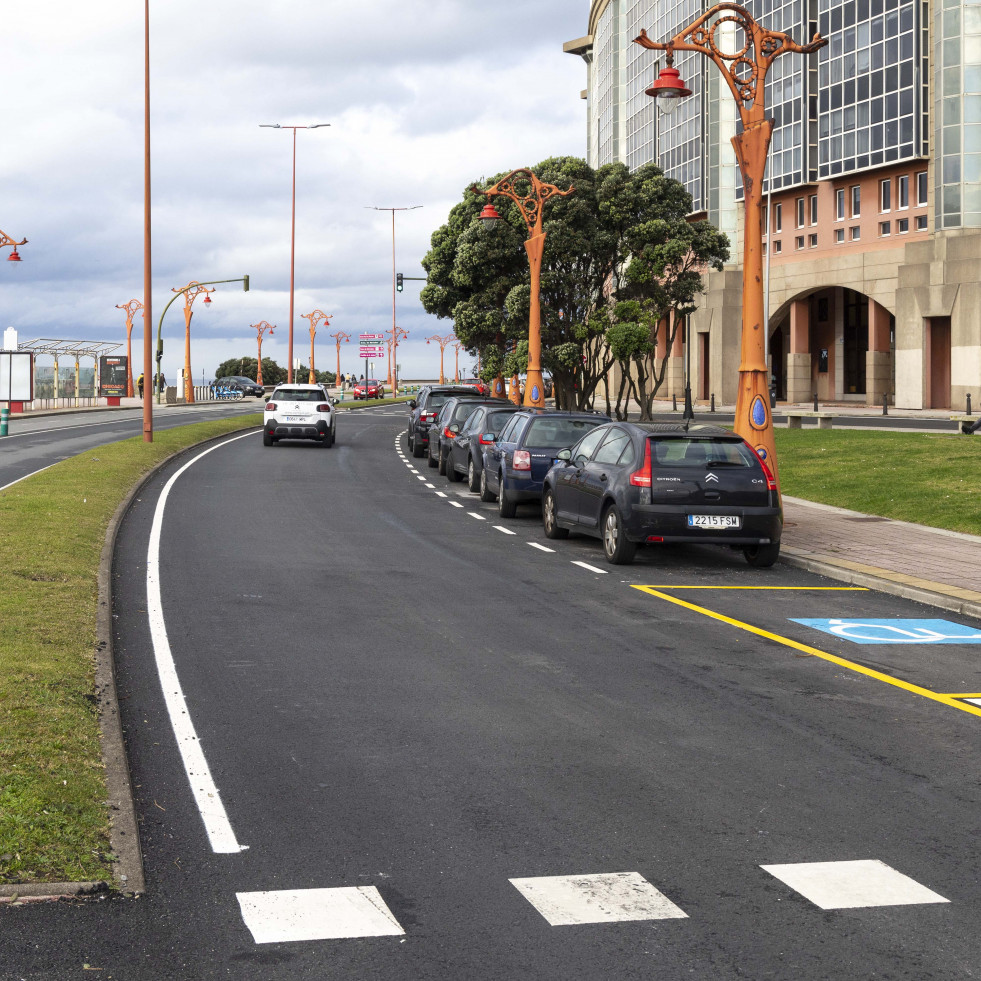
494,525,516,535
468,512,487,521
572,561,608,574
760,860,950,910
436,492,448,498
527,542,555,552
449,501,464,508
425,483,435,489
510,872,688,926
237,887,405,943
416,475,427,481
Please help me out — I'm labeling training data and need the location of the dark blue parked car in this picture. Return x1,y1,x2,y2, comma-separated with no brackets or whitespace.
480,410,610,518
445,402,525,490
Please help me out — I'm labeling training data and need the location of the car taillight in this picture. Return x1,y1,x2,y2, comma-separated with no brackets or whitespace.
265,402,277,411
513,450,531,470
317,403,330,412
443,426,454,438
630,440,652,486
757,454,778,492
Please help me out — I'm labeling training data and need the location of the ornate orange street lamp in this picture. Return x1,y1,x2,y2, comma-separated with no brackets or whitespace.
116,299,143,397
472,169,573,408
390,325,409,395
172,281,214,404
635,5,825,485
251,321,276,386
301,309,331,384
0,227,27,262
425,333,455,384
451,339,463,383
330,330,350,388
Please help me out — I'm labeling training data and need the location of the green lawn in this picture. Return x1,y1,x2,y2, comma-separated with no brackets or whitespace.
775,428,981,536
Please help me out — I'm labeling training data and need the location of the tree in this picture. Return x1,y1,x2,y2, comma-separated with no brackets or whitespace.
420,157,729,414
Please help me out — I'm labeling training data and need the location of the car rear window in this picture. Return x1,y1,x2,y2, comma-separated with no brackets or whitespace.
451,402,480,423
525,417,603,447
652,438,757,467
274,389,326,402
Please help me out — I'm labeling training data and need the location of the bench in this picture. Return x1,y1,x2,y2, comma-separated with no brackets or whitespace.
785,411,834,430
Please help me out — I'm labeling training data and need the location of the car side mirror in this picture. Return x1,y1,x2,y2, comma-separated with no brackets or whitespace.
264,395,271,402
449,424,459,435
409,400,417,409
557,448,572,462
482,433,496,442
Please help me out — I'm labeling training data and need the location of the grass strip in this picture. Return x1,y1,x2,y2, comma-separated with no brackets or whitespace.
775,428,981,536
0,415,260,885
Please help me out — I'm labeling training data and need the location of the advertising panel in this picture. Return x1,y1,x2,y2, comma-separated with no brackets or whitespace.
0,351,33,401
99,355,128,397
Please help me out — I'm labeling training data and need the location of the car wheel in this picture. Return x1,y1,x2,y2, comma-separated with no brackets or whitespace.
743,542,780,567
542,489,569,540
323,428,333,448
497,476,517,518
479,469,496,503
446,456,461,482
467,457,479,492
602,504,636,565
427,444,438,468
263,432,273,447
412,435,425,458
438,449,448,476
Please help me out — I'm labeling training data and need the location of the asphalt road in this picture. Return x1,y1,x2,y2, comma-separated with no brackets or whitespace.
2,406,979,980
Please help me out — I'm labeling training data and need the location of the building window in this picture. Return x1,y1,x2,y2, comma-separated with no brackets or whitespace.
809,194,818,225
851,226,861,241
796,197,805,228
898,175,909,210
809,234,818,248
851,186,861,217
836,188,845,220
835,228,845,243
773,240,782,254
880,221,891,237
915,214,928,230
880,179,891,212
916,171,928,206
898,218,909,233
773,203,782,232
796,235,805,250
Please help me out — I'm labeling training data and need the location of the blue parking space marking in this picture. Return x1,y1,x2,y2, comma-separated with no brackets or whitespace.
791,618,981,645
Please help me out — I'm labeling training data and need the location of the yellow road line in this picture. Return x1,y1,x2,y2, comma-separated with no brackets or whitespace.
638,586,868,591
633,585,981,719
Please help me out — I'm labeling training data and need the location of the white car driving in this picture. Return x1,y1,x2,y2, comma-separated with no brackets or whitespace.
263,384,336,448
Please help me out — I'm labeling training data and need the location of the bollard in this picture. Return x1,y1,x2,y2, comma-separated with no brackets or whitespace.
0,407,8,437
672,394,677,411
813,393,819,412
710,393,716,412
967,393,973,416
882,391,888,416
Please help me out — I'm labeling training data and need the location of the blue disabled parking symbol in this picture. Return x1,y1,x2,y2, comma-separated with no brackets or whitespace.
792,618,981,645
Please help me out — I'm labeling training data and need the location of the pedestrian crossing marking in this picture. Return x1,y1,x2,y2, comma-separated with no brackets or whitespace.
760,860,949,910
237,887,404,943
509,871,687,926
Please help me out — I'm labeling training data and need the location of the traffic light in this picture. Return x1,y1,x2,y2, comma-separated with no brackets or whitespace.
396,273,404,292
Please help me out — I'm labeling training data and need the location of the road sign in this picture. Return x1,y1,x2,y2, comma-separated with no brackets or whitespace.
359,347,385,359
359,333,385,341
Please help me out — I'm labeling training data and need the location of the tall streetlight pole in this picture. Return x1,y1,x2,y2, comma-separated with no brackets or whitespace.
635,5,825,485
472,170,573,408
367,205,422,393
142,0,152,440
301,309,331,383
261,123,330,383
425,334,455,384
116,299,143,397
330,330,350,389
251,321,275,386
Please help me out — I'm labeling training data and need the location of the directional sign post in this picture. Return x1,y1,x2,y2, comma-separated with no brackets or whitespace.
359,333,385,360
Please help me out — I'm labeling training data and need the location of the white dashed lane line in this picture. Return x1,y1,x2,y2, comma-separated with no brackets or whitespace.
450,501,465,508
528,542,555,553
436,491,448,498
572,561,608,574
494,526,516,535
468,513,487,521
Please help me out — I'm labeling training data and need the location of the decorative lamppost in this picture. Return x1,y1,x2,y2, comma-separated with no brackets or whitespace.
451,339,463,383
116,298,143,397
635,5,825,484
301,309,331,383
0,228,27,262
251,321,275,386
173,281,214,404
260,122,330,383
425,333,455,384
390,325,409,396
330,329,350,389
472,169,573,408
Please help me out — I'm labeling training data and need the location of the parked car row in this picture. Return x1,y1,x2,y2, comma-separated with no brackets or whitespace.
413,394,783,567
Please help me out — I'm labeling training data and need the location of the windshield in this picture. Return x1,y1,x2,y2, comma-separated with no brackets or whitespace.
274,389,326,402
652,438,757,467
525,417,603,447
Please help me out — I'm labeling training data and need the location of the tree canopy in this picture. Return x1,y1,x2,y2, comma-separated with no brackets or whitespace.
214,357,334,387
420,156,729,416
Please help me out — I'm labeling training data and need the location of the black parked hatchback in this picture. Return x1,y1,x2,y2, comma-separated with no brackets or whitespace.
541,422,782,566
406,385,479,458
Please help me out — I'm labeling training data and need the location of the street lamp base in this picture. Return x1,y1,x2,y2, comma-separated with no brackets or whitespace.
523,368,547,408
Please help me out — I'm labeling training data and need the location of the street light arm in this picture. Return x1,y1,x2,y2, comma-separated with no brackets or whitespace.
0,228,27,249
471,170,573,238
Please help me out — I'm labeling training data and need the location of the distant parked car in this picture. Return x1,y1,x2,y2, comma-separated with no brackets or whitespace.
459,377,490,396
426,396,502,475
406,385,480,458
444,403,525,491
214,375,264,398
262,383,336,447
480,409,610,518
353,378,384,400
541,421,782,566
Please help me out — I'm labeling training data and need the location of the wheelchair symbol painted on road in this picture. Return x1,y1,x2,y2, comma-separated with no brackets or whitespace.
791,618,981,645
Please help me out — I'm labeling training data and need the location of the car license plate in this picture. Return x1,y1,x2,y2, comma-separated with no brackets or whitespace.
688,514,741,529
285,415,307,422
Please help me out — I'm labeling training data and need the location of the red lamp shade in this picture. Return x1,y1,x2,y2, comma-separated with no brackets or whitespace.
645,66,692,110
479,203,502,228
7,248,22,262
203,294,212,305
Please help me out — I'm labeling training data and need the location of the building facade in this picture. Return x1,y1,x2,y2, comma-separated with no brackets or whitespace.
565,0,981,410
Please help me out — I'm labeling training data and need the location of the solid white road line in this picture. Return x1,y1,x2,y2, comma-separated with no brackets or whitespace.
527,542,554,552
572,560,608,574
147,432,252,854
0,462,57,493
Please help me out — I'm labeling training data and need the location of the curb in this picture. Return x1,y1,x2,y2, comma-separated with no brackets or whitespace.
0,422,260,901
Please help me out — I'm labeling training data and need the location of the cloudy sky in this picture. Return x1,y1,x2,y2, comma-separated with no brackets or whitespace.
1,1,592,385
